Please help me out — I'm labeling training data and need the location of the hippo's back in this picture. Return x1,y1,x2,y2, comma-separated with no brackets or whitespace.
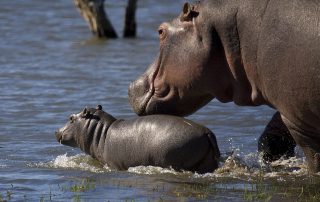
103,115,219,172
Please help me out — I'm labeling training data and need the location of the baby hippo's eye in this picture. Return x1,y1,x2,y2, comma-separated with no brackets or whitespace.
158,25,167,40
69,115,74,123
158,29,163,35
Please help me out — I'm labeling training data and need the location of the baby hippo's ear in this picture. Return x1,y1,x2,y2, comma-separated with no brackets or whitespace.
96,105,102,110
81,107,90,118
180,2,199,22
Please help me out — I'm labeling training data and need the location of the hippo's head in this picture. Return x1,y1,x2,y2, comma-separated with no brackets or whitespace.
129,2,235,116
55,105,116,152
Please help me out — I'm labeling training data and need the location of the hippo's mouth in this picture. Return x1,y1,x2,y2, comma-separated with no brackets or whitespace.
55,129,78,148
129,59,163,116
137,87,155,116
55,131,63,144
137,63,178,115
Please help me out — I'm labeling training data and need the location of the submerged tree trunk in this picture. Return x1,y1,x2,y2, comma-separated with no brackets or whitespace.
123,0,137,37
74,0,117,38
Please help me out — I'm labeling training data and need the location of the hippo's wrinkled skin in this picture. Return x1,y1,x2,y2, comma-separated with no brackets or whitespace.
55,106,220,173
128,0,320,172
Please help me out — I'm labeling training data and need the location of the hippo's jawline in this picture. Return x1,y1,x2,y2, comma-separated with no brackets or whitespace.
139,89,154,116
139,61,163,116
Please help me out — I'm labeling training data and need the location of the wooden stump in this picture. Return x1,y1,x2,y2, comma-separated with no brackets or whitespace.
74,0,117,38
123,0,137,37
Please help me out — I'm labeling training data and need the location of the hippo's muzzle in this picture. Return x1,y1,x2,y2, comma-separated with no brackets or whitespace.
55,123,78,148
55,130,62,143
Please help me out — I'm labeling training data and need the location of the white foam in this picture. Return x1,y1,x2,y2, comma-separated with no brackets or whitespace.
193,153,308,179
35,152,310,179
38,153,108,173
128,165,183,175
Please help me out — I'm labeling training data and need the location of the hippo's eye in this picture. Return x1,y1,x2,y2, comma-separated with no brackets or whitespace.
69,116,74,123
158,26,167,40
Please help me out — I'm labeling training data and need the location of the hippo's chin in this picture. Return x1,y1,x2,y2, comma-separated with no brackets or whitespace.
144,99,178,116
130,84,176,116
131,92,154,116
144,93,214,117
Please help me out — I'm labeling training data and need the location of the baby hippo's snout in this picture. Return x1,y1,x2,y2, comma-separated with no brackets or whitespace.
55,118,79,148
55,130,62,143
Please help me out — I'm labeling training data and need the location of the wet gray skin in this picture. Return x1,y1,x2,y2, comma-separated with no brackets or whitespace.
128,0,320,172
55,105,220,173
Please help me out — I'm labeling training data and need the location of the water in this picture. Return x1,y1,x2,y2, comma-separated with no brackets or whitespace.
1,0,319,201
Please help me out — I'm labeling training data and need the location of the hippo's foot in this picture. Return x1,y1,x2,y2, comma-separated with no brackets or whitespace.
299,146,320,173
281,115,320,173
258,133,296,162
258,112,296,162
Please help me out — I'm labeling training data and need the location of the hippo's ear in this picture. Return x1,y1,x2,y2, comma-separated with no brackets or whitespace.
96,105,102,110
180,2,199,22
81,107,90,118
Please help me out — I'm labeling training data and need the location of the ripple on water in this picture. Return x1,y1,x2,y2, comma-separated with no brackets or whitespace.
0,164,8,168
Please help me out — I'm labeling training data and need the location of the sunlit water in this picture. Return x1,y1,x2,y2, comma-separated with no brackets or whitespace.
1,0,319,201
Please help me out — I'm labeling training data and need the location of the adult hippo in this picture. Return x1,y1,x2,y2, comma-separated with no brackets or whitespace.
128,0,320,172
55,105,220,173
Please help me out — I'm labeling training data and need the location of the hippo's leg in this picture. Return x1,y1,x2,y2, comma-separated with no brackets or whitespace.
194,148,219,174
258,112,296,162
193,133,221,173
281,116,320,172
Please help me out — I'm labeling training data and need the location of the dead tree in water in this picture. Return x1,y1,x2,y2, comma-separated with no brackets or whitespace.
123,0,137,37
74,0,137,38
74,0,117,38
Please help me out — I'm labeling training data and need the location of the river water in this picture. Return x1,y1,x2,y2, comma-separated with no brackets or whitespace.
1,0,320,201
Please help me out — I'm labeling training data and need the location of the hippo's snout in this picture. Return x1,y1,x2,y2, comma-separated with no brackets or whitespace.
128,75,153,116
55,131,62,144
55,126,78,148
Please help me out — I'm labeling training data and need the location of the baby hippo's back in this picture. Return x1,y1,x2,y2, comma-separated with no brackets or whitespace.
103,115,220,173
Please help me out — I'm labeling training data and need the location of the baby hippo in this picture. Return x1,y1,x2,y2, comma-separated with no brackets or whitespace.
55,105,220,173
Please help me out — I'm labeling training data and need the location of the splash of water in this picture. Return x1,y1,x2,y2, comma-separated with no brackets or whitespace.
36,153,108,173
35,151,309,180
128,165,184,175
201,152,308,179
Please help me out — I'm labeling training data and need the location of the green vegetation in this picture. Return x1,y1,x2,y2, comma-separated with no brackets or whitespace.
241,173,320,202
243,183,274,201
242,181,320,202
59,178,96,202
59,178,96,193
69,179,95,193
